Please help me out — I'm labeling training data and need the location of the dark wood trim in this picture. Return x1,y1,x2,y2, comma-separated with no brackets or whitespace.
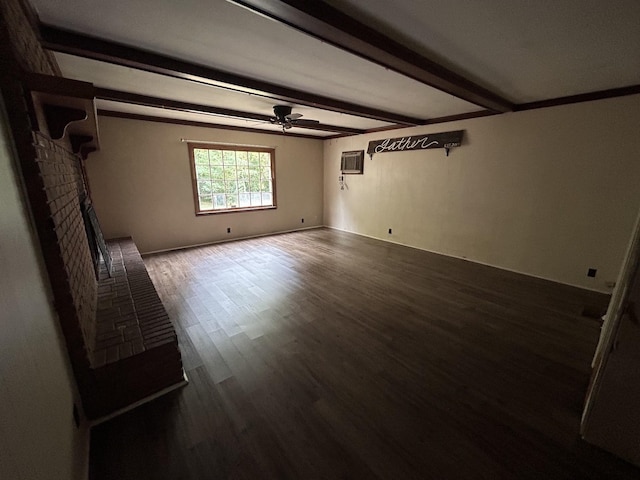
23,71,95,98
421,110,497,125
99,83,640,140
96,88,365,135
515,85,640,111
324,110,497,140
318,83,640,140
360,124,412,135
196,205,278,216
188,143,200,217
188,142,278,153
23,73,101,155
42,104,86,139
227,0,513,113
323,133,362,141
187,142,277,216
97,110,325,140
39,24,421,126
97,88,270,122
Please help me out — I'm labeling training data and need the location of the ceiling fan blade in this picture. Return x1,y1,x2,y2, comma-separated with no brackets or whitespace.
285,113,303,120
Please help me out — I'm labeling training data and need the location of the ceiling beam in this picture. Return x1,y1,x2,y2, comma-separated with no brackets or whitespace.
97,110,327,140
515,84,640,111
227,0,514,113
95,88,365,134
39,24,420,126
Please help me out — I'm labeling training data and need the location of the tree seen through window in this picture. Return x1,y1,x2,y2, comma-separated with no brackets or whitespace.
189,144,275,214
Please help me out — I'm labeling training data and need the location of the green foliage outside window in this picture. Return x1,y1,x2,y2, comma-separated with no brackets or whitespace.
191,146,274,213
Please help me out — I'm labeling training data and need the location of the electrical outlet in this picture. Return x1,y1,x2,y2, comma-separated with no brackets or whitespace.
227,227,231,234
587,268,597,278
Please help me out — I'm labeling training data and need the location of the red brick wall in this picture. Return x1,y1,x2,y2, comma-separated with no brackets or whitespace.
1,0,184,419
0,0,60,76
1,0,97,378
33,132,98,357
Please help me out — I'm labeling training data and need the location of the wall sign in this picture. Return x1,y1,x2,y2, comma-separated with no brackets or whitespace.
367,130,464,158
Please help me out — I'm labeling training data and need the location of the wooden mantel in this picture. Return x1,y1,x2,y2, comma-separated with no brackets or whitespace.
23,72,100,159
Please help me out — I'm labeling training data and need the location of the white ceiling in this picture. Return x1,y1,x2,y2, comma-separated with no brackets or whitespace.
327,0,640,102
31,0,640,137
96,100,337,137
55,53,390,131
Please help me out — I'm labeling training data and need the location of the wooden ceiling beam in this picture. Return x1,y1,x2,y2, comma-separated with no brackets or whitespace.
227,0,514,113
515,84,640,111
39,24,420,126
95,88,366,134
97,110,328,140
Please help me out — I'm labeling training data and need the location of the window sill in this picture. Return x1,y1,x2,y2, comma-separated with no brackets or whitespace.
195,205,277,216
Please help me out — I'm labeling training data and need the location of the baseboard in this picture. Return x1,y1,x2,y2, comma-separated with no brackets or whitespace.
141,225,324,256
78,420,90,480
88,372,188,427
324,225,610,294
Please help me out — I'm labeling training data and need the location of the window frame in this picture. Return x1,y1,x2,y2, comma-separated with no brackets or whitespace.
188,142,277,216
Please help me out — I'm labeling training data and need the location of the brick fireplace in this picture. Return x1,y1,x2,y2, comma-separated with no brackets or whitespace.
1,0,185,420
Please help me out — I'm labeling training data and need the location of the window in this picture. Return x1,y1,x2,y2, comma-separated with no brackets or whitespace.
188,143,276,215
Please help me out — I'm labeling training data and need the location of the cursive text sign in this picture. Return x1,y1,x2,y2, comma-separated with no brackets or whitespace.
367,130,463,157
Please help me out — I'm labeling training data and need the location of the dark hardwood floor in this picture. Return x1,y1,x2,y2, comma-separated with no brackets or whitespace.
90,228,639,479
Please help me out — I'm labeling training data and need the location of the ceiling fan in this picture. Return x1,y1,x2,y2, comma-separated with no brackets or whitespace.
270,105,319,132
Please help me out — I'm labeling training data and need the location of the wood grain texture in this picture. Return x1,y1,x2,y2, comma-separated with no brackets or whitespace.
89,228,639,479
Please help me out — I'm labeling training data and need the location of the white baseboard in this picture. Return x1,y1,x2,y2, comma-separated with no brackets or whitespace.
324,225,610,294
142,225,324,256
89,372,189,427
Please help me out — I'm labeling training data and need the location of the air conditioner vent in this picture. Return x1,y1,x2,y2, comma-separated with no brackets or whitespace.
340,150,364,174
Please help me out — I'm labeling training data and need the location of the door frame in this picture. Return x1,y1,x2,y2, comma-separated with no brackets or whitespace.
581,206,640,433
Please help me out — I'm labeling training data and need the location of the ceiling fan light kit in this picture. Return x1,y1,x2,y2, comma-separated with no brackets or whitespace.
270,105,319,132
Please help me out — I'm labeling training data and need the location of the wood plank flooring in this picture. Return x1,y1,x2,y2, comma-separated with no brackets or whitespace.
89,228,639,479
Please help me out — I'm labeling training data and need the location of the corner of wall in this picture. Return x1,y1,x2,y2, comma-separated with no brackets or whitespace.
0,1,90,478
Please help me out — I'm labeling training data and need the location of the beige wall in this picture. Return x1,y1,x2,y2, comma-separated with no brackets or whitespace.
0,98,88,479
324,95,640,292
87,117,324,253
